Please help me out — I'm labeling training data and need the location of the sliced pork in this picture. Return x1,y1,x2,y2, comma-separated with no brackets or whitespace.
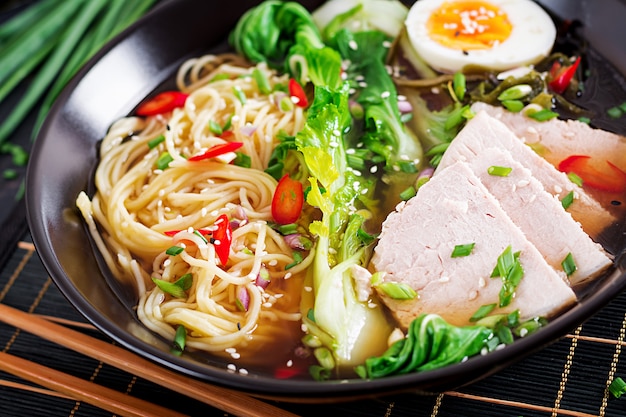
371,161,576,328
466,147,612,285
471,102,626,171
437,111,615,237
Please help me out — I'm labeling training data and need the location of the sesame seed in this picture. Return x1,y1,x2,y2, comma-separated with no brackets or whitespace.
225,347,237,353
263,302,273,308
370,165,378,174
239,368,249,375
380,91,391,99
304,286,312,292
286,360,293,367
348,40,358,50
227,364,236,371
284,272,293,279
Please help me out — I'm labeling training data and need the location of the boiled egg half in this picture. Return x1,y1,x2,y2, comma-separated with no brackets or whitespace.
405,0,556,73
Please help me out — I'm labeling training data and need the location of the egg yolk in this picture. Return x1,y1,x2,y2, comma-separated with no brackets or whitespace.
426,0,512,51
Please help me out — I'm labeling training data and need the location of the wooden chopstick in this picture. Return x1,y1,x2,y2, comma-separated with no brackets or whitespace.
0,351,188,417
0,303,299,417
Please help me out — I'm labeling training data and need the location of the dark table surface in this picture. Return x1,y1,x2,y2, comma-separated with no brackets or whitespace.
2,0,626,416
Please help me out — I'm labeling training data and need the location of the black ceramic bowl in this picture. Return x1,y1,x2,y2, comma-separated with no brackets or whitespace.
26,0,626,402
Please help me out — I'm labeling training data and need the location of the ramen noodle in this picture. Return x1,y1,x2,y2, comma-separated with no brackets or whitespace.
77,53,314,355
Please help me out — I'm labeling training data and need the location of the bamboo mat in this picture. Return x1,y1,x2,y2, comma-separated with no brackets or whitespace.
1,234,626,416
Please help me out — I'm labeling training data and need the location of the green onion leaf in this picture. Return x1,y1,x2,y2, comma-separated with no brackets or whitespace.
561,191,575,209
233,85,247,104
252,67,271,94
470,303,497,322
528,109,559,121
501,99,524,113
578,116,591,124
561,252,577,277
193,230,208,244
607,106,623,119
171,324,187,356
285,251,304,270
610,377,626,398
233,152,251,168
497,84,533,101
208,120,223,136
567,172,584,187
375,282,417,300
487,165,512,177
152,273,193,298
278,223,298,235
313,347,335,370
222,114,233,131
156,152,174,170
453,72,466,101
399,186,416,201
165,246,184,256
451,243,475,258
210,73,230,82
147,134,165,149
492,246,524,307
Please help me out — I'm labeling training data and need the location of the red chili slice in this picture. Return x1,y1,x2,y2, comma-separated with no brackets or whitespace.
212,214,232,265
164,228,212,237
136,91,188,116
188,142,244,162
271,174,304,225
288,78,308,108
548,56,581,95
558,155,626,193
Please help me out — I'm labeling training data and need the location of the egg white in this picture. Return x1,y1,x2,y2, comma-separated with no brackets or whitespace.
405,0,557,73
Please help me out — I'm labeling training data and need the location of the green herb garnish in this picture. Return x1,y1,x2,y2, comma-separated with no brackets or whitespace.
561,252,577,277
561,191,575,209
451,243,475,258
470,303,497,322
152,273,193,298
147,134,165,149
487,165,512,177
171,325,187,356
165,246,184,256
528,109,558,121
610,377,626,398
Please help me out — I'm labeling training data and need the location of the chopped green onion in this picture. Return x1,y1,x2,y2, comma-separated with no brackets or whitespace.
568,172,584,187
309,365,332,381
470,303,497,322
399,186,416,201
444,104,470,131
233,85,247,104
375,282,417,300
156,152,173,170
252,67,271,94
222,114,233,131
313,347,335,370
561,191,575,209
278,223,298,235
453,72,466,101
357,228,377,245
165,246,184,256
171,325,187,356
306,308,316,323
302,333,322,348
396,160,418,174
578,116,591,124
451,243,475,258
497,84,532,101
492,246,524,307
620,102,626,112
233,152,251,168
607,106,623,119
610,377,626,398
279,95,294,112
561,253,577,277
147,134,165,149
208,120,223,136
487,165,512,177
193,229,208,244
400,112,413,123
152,273,193,298
285,251,304,270
528,109,559,121
501,99,524,113
210,73,230,82
3,169,18,180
